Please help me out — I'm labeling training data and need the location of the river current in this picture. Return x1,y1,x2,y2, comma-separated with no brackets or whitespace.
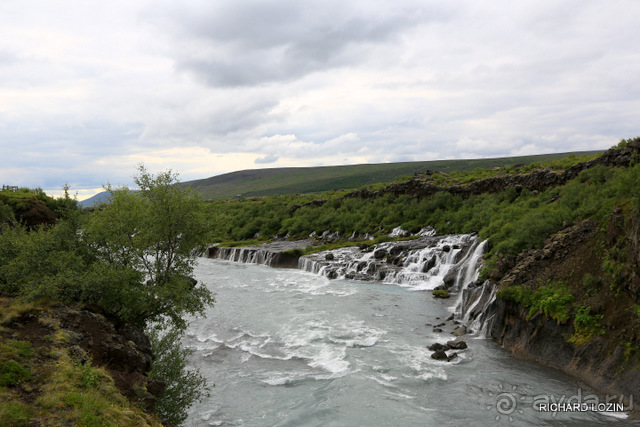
184,258,632,426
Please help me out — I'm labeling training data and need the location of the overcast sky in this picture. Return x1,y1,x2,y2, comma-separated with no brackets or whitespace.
1,1,639,199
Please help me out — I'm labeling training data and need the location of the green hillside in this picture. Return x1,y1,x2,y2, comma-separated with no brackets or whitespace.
185,151,602,199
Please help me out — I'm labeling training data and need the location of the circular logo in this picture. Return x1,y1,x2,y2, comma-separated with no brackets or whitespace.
485,384,526,422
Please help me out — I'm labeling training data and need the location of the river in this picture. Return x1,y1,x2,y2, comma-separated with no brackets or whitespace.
184,257,631,426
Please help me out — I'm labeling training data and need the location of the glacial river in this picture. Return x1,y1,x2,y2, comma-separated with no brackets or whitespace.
184,258,632,426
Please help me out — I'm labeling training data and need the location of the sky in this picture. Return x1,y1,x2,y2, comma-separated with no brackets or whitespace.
1,1,639,199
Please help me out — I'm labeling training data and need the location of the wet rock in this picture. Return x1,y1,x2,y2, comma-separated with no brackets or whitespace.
431,350,448,360
447,352,459,362
442,270,457,289
433,328,444,333
447,339,468,350
325,253,335,261
428,343,449,351
422,255,437,273
374,249,387,260
451,325,468,337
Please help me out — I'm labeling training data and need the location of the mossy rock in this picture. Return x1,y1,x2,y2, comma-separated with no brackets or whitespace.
432,289,450,299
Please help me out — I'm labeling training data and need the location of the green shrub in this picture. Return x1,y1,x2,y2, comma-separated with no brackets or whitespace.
496,286,531,305
147,323,210,426
569,306,605,345
526,281,574,324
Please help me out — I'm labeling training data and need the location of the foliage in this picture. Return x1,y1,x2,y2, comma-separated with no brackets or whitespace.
569,306,605,346
525,281,574,324
147,322,210,426
497,282,574,324
82,165,214,329
496,286,530,305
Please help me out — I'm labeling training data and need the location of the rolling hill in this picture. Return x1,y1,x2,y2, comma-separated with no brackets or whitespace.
80,150,602,206
185,151,602,200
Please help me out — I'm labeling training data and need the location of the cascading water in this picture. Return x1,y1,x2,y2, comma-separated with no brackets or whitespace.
298,234,480,291
209,233,499,335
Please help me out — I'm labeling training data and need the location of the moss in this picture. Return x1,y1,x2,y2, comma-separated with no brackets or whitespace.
0,298,163,426
432,289,450,298
282,248,304,257
0,401,34,426
36,351,162,426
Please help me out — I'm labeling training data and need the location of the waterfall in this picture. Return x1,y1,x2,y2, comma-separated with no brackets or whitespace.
451,239,488,313
207,235,498,336
209,246,278,267
298,234,483,291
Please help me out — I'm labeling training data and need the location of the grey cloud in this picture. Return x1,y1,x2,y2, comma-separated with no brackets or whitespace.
254,154,279,164
139,91,281,143
152,1,450,86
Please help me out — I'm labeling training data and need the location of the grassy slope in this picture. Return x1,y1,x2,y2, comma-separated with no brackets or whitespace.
186,151,602,199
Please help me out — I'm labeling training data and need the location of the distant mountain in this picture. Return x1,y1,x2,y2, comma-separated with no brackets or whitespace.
185,151,602,200
79,190,140,208
79,191,112,208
